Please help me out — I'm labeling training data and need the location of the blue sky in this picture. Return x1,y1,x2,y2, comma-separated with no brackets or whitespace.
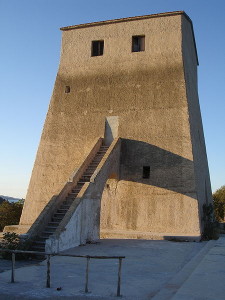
0,0,224,198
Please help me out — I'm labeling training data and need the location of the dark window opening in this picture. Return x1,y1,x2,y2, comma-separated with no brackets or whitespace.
132,35,145,52
142,166,150,179
92,40,104,56
65,86,70,93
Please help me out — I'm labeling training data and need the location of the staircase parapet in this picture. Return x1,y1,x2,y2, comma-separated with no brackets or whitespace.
90,137,121,184
45,138,121,253
68,137,103,183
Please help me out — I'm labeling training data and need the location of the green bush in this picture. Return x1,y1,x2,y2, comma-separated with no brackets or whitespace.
213,185,225,222
202,203,219,240
0,232,31,260
0,199,24,231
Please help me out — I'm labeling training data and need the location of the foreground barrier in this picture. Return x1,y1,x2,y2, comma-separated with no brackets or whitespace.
0,249,125,297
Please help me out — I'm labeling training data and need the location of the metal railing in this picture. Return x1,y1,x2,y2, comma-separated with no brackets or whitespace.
0,249,125,297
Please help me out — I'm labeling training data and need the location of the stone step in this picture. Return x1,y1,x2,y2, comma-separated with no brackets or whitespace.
89,165,100,168
52,217,63,222
62,200,71,205
33,240,45,245
62,197,73,205
42,231,54,236
32,242,45,248
52,215,64,220
60,203,71,208
48,221,60,226
85,166,96,168
70,192,80,196
69,190,80,193
37,235,48,240
31,245,45,252
60,205,70,209
39,236,48,240
65,198,76,203
63,200,73,206
65,196,76,203
66,192,79,198
45,226,57,231
57,209,68,213
78,179,90,182
79,176,90,179
54,213,65,217
64,198,74,203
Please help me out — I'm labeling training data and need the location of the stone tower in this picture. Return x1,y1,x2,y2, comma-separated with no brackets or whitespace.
17,11,212,250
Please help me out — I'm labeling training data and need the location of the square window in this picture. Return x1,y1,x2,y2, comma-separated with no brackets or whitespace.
65,86,70,93
142,166,150,179
132,35,145,52
92,40,104,56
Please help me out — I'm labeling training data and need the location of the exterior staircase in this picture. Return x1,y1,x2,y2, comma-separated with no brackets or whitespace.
31,144,109,252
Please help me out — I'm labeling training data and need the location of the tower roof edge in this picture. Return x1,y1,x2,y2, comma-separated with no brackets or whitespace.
60,11,190,31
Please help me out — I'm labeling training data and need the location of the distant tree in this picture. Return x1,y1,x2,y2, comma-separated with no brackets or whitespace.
0,200,24,231
16,198,25,205
0,197,6,204
213,185,225,222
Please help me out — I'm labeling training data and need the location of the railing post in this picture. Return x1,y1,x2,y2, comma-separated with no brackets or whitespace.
46,255,51,288
0,249,126,297
11,252,15,283
85,256,90,293
117,258,122,297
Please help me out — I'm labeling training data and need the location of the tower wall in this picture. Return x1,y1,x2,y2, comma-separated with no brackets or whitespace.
181,16,213,231
20,12,211,239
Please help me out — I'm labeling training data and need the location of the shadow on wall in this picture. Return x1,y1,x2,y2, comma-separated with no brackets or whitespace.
119,139,197,199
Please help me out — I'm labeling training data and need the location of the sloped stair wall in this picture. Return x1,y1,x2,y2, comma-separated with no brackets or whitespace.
45,138,121,253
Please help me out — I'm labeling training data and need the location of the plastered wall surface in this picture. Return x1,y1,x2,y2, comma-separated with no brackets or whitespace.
181,16,213,232
20,12,211,240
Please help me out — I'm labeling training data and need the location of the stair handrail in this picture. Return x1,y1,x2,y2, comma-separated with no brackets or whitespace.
0,248,125,297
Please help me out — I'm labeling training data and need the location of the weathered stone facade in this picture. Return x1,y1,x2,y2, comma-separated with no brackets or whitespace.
19,11,212,242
